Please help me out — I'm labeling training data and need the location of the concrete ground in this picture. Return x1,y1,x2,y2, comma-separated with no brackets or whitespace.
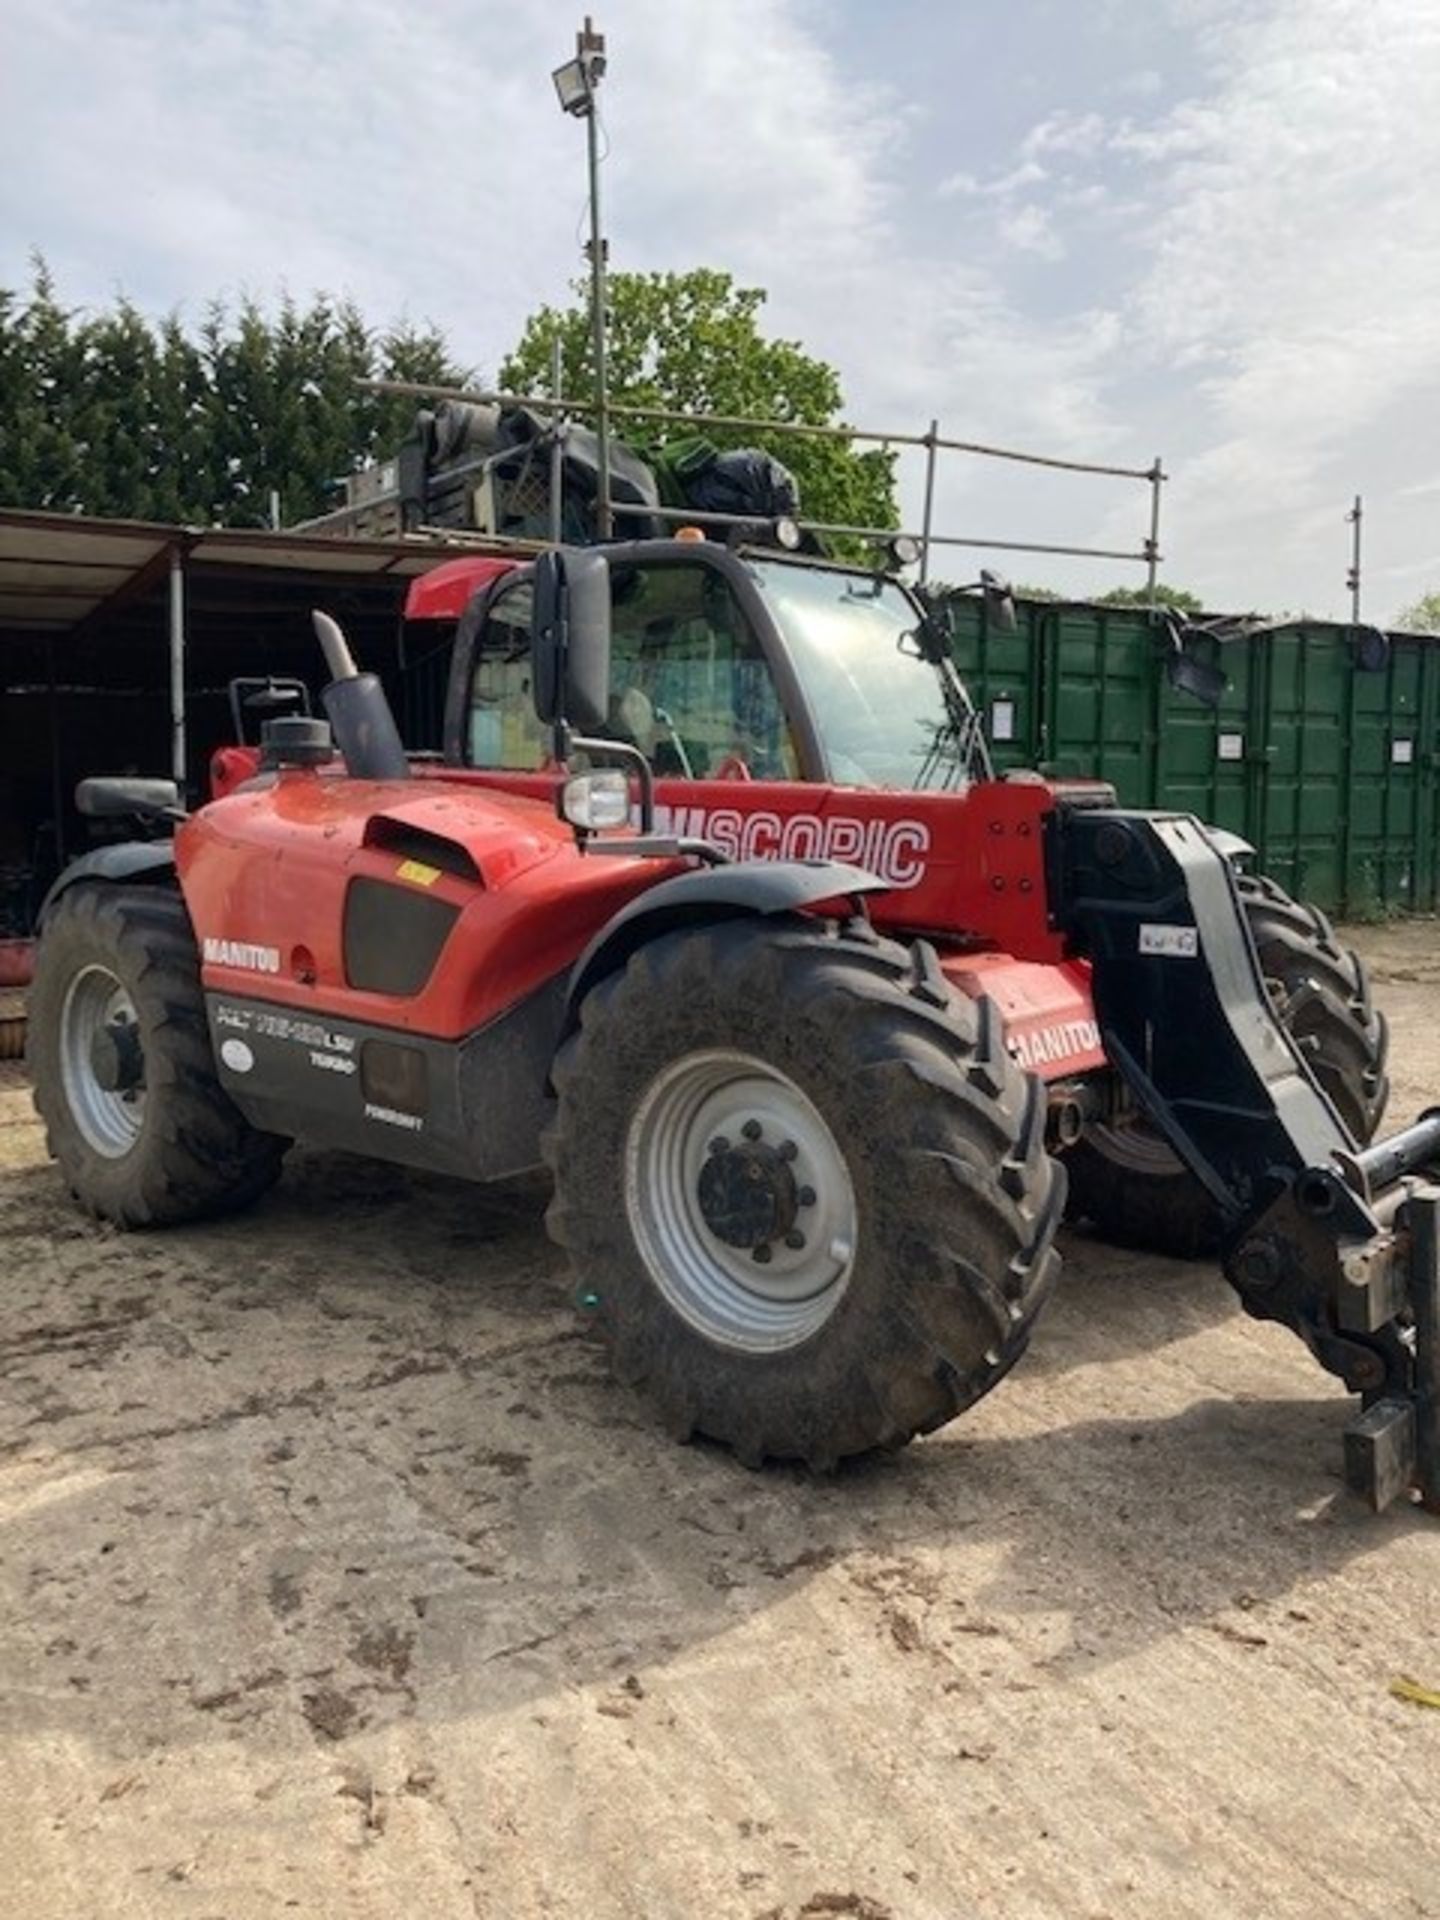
3,920,1439,1920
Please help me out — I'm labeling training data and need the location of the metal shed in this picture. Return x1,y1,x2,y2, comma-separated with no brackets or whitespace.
0,509,476,937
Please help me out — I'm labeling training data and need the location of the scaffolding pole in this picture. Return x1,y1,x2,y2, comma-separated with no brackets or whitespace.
918,419,939,586
1347,494,1363,626
1145,457,1165,603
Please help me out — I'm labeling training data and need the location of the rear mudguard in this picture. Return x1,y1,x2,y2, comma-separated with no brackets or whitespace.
39,842,177,922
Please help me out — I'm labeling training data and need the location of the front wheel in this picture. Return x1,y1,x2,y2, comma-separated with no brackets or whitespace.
544,915,1065,1468
1066,870,1389,1258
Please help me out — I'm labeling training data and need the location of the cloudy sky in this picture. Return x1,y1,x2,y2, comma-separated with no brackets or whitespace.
4,0,1439,616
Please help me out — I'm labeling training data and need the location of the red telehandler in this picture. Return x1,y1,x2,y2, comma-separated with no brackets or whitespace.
29,538,1440,1509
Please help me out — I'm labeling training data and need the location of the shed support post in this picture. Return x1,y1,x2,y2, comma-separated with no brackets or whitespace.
168,547,187,791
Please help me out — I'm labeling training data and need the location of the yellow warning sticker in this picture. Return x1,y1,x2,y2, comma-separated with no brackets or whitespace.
396,859,442,888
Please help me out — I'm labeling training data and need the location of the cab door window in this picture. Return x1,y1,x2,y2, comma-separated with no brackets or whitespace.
606,561,798,780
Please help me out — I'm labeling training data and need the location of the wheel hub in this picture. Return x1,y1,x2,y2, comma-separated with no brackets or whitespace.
89,1017,144,1094
697,1135,801,1252
59,965,147,1158
625,1049,857,1354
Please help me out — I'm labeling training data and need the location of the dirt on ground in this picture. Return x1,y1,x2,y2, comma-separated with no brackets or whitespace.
3,920,1440,1920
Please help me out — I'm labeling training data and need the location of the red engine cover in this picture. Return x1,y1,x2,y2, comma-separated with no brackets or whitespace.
178,769,687,1039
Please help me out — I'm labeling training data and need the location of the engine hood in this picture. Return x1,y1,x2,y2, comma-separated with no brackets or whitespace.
190,772,572,891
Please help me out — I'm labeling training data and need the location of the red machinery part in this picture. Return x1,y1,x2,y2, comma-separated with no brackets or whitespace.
0,939,35,988
940,951,1104,1080
403,555,519,622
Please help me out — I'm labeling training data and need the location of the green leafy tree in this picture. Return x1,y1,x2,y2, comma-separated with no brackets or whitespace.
0,257,85,510
1096,582,1205,613
501,268,896,535
0,260,471,525
1395,590,1440,634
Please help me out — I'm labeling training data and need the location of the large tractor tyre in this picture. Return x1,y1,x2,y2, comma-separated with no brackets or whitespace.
28,884,287,1227
544,915,1065,1469
1067,870,1389,1259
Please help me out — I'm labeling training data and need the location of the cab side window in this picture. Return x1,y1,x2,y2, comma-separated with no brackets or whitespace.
466,582,549,770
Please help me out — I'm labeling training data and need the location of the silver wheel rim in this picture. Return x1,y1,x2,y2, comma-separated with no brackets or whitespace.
625,1048,857,1354
59,965,146,1157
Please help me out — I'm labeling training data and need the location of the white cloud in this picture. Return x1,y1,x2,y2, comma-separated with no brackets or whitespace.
1108,0,1440,611
1021,109,1109,160
997,204,1066,261
937,160,1048,200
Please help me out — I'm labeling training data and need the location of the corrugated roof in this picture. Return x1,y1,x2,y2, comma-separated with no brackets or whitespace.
0,508,523,636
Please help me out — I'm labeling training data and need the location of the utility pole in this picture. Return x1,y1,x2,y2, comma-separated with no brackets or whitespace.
553,19,611,538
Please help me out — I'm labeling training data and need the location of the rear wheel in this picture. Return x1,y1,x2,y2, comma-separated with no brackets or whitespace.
1067,871,1388,1257
29,884,286,1226
544,915,1065,1467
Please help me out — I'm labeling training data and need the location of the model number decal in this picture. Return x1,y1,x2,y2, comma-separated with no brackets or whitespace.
203,937,281,974
650,805,931,888
214,1002,357,1054
1138,924,1199,958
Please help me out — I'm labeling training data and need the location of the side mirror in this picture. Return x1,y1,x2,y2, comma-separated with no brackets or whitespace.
532,548,612,734
979,569,1018,633
76,777,183,819
1164,649,1228,707
1159,615,1228,708
1353,625,1391,673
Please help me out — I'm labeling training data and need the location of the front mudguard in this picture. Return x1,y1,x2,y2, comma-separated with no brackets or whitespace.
562,858,888,1036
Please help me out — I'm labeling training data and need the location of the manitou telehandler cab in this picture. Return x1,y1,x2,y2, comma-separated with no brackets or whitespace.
30,543,1440,1509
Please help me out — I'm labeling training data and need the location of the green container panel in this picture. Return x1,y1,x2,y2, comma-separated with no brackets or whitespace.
949,599,1045,774
1155,629,1258,841
948,593,1440,916
1045,607,1155,804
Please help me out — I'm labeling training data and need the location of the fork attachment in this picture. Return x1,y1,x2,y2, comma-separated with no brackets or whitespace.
1054,803,1440,1511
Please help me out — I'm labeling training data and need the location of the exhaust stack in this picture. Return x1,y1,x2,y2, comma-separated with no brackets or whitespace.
312,610,410,782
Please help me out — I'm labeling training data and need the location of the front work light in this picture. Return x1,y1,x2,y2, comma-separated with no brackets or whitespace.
773,516,802,551
562,767,630,832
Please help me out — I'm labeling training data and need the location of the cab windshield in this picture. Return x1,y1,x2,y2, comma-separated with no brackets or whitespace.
747,558,983,790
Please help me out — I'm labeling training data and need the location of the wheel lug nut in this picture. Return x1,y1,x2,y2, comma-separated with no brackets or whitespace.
742,1119,762,1142
708,1136,730,1156
797,1185,816,1207
753,1243,773,1264
784,1230,805,1250
778,1139,798,1161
